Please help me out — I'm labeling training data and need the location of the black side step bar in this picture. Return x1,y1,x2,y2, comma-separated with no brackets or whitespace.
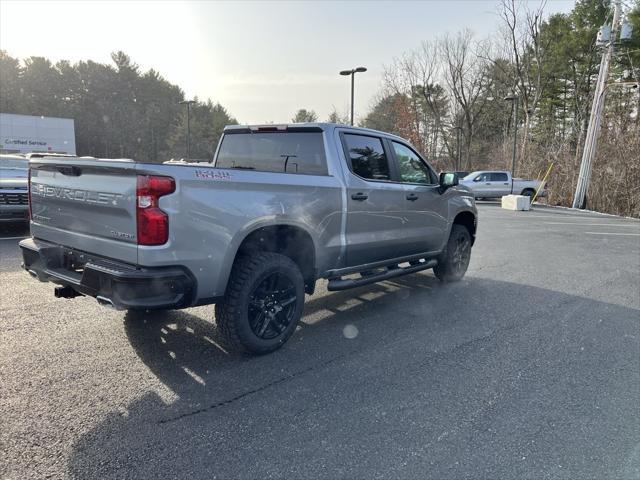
327,259,437,291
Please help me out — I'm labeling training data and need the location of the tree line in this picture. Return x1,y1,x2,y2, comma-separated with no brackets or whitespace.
1,0,638,216
0,51,237,161
359,0,640,217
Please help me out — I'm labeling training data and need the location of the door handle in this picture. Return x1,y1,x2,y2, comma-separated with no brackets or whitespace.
503,182,509,185
351,192,368,201
485,182,491,185
406,193,419,201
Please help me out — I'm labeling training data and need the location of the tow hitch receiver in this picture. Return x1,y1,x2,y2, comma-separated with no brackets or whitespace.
54,286,83,299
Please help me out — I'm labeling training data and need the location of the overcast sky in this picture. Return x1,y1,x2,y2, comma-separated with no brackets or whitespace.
1,0,575,124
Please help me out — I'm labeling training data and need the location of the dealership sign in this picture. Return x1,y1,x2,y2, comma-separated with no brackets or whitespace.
0,113,76,154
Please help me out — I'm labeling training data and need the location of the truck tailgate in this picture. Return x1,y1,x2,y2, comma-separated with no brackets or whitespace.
29,158,139,264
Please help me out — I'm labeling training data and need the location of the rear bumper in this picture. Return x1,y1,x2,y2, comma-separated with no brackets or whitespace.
19,237,195,310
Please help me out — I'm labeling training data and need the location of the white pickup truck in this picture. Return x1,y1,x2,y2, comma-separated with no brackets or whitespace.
459,171,545,199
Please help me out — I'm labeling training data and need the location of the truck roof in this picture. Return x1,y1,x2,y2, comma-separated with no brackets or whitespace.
223,123,407,142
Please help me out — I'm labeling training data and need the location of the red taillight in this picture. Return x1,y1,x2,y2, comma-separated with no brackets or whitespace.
136,175,175,245
28,168,32,220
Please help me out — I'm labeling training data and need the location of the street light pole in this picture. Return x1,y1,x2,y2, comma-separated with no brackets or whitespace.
504,95,519,176
340,67,367,126
179,99,196,159
350,73,355,127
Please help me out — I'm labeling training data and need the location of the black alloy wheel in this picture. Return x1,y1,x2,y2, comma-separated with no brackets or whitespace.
215,252,305,354
248,272,298,340
450,231,471,277
433,224,472,282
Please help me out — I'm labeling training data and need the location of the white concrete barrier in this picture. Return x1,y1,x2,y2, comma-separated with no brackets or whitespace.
501,194,530,211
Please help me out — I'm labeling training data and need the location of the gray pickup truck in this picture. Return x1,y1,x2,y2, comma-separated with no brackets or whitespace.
20,124,477,353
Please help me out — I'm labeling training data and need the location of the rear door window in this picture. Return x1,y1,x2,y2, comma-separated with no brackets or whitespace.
491,172,509,182
216,132,327,175
342,134,391,181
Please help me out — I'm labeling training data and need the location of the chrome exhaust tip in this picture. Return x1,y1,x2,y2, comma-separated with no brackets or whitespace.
96,296,116,309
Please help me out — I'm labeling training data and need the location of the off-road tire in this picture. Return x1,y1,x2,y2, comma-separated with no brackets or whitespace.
215,252,305,354
434,224,472,283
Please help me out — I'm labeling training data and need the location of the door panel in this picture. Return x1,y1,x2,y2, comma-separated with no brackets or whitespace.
345,181,408,266
389,141,447,254
490,172,511,196
341,133,412,267
471,172,493,197
403,185,448,254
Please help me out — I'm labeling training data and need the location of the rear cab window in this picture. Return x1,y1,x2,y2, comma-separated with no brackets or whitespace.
215,131,327,175
341,133,391,181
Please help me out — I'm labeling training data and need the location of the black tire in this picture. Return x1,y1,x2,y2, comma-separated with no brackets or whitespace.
215,252,305,354
521,189,535,198
434,224,472,282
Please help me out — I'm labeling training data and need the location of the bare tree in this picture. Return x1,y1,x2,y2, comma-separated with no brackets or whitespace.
440,30,493,170
383,40,454,161
492,0,553,167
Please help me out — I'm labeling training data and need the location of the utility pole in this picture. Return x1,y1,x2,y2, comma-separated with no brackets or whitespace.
504,95,519,176
572,0,622,209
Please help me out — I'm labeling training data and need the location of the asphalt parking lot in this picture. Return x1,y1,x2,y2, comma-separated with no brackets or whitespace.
1,203,639,479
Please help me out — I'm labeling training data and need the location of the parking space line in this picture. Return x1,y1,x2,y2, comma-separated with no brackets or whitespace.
482,214,619,220
584,232,640,236
543,222,640,227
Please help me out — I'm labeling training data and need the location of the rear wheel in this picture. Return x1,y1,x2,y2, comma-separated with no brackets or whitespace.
521,189,535,198
434,224,472,282
216,252,304,354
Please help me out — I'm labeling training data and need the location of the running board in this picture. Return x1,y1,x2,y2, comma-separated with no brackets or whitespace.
327,259,437,291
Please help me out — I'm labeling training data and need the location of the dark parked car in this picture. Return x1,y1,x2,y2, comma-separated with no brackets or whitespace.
0,154,29,222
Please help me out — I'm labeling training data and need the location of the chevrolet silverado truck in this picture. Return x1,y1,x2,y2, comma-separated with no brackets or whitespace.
459,170,545,199
0,154,29,222
20,124,477,354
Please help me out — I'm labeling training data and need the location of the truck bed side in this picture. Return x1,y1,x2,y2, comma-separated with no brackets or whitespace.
28,154,343,305
134,163,343,300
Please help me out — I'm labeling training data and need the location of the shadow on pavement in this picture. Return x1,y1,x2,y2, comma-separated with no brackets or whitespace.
68,275,639,479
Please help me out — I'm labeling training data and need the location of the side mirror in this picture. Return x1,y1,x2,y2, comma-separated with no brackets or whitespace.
439,172,458,192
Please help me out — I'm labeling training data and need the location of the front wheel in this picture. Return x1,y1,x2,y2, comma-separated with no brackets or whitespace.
434,224,472,282
215,252,305,354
